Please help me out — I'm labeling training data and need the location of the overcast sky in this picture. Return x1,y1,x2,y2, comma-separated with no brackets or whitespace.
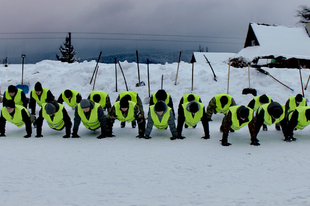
0,0,309,63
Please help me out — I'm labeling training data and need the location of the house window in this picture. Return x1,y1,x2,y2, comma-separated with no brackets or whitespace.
251,40,256,46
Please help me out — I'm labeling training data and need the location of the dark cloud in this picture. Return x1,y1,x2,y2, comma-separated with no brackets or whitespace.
0,0,309,63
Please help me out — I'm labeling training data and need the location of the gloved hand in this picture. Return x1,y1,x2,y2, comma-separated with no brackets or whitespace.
284,136,296,142
201,135,210,139
250,140,260,146
24,134,31,138
136,134,145,138
106,133,115,137
63,134,70,138
72,133,80,138
97,134,106,139
170,136,178,140
221,141,231,146
35,134,43,138
143,135,151,139
0,133,6,137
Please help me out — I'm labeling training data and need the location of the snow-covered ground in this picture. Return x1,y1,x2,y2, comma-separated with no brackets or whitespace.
1,53,310,206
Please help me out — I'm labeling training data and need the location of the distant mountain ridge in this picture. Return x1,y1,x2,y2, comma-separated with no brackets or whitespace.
3,50,196,65
83,50,195,64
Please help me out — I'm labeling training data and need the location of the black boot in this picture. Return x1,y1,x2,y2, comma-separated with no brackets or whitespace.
131,120,136,128
263,124,268,131
275,124,281,131
121,122,125,128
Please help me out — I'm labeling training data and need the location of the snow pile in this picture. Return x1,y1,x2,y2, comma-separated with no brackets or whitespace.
0,54,310,206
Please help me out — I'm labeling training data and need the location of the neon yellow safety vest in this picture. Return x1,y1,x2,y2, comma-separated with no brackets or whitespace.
1,105,29,127
5,88,23,106
182,93,200,103
42,103,65,130
77,103,101,130
214,94,232,113
90,91,108,108
119,91,138,103
31,88,50,107
229,106,253,131
253,95,271,112
258,103,285,126
287,96,306,113
288,106,310,130
150,105,171,130
182,102,204,127
114,101,136,122
152,92,170,105
61,90,80,108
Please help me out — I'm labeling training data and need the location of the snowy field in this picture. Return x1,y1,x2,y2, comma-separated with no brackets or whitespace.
1,53,310,206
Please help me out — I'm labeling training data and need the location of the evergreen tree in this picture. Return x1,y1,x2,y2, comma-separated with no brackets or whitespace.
56,32,77,63
296,5,310,24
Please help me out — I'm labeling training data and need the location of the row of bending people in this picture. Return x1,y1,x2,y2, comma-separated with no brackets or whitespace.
1,82,310,146
219,93,308,146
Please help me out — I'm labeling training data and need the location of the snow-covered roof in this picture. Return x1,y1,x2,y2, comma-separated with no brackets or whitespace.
237,22,310,61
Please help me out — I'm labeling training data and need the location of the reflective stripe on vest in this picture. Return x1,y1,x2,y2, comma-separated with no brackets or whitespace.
62,90,79,108
5,89,23,106
42,103,65,130
78,103,101,129
1,105,29,127
150,105,171,130
258,103,285,126
182,102,204,127
214,94,232,113
90,91,108,108
114,101,136,122
31,88,49,107
229,106,253,131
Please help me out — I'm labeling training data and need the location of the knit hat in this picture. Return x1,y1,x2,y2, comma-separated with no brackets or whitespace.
5,100,15,108
8,85,17,93
120,98,129,108
271,107,282,119
220,96,228,108
259,94,269,104
155,90,167,101
189,102,199,113
187,94,195,102
92,94,101,103
237,106,249,119
45,103,56,115
34,82,43,91
64,90,72,98
155,101,165,112
122,94,132,101
80,99,90,109
295,94,303,103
